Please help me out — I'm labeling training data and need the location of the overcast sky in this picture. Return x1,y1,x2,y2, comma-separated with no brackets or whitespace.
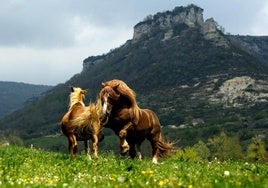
0,0,267,85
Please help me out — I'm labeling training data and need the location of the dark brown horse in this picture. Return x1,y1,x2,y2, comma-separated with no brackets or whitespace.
61,87,104,159
99,79,173,163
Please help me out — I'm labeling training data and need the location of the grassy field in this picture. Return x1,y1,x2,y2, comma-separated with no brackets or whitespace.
0,146,267,187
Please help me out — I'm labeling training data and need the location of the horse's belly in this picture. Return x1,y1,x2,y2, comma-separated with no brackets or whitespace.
75,131,92,141
76,135,91,141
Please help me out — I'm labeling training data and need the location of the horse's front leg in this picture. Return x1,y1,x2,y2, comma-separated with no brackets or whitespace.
84,140,92,160
136,144,142,160
92,134,99,159
119,122,133,155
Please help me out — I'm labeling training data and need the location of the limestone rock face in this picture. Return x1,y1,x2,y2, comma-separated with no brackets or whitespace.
133,23,151,42
209,76,268,108
132,4,229,47
133,5,204,42
202,18,229,47
83,56,104,72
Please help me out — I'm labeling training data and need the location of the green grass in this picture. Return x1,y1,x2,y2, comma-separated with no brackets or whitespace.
0,146,267,187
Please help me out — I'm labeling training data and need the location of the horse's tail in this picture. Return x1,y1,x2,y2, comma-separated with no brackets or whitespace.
157,136,174,158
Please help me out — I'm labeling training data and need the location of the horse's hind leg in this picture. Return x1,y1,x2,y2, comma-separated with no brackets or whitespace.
148,136,160,164
92,134,99,159
84,140,92,160
68,135,78,157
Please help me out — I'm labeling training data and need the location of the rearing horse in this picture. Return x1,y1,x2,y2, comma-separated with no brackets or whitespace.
99,79,173,163
61,87,104,159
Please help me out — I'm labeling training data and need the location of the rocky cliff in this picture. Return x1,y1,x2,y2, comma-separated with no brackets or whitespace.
133,5,204,41
228,35,268,64
83,4,229,72
132,4,228,46
84,5,264,72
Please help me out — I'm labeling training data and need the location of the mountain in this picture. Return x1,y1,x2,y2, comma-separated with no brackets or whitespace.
0,4,267,149
0,81,53,118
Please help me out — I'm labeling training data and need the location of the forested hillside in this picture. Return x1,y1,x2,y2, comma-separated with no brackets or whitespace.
0,4,267,151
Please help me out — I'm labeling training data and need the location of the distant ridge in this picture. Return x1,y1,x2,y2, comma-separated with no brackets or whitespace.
0,81,53,118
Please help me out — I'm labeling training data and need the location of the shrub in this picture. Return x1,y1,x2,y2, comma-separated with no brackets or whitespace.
173,147,202,162
207,132,243,161
246,136,267,163
193,140,211,161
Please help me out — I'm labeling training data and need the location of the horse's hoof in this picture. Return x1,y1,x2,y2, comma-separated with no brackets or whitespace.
119,130,127,138
152,157,158,164
137,152,142,160
86,154,92,160
120,144,130,154
120,152,128,156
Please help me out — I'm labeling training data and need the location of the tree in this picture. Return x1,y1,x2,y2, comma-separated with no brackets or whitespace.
208,132,243,161
193,140,211,160
246,136,266,162
143,14,153,22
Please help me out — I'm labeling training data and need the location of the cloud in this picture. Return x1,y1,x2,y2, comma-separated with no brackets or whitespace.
0,47,81,85
0,0,180,49
0,22,132,85
70,15,132,47
0,1,74,48
0,0,135,85
250,2,268,35
0,0,267,85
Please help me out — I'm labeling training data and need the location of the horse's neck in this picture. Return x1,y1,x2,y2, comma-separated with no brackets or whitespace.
69,93,84,107
69,101,85,110
117,97,132,108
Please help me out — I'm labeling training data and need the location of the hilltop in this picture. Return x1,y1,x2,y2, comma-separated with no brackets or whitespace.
0,4,267,149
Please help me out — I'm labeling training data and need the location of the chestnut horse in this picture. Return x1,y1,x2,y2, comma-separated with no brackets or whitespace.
99,79,173,163
61,87,104,159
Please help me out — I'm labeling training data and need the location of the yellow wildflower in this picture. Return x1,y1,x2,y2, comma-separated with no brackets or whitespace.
141,170,154,175
159,180,164,186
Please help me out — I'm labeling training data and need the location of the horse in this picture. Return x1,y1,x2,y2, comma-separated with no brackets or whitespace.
99,79,173,163
61,86,104,159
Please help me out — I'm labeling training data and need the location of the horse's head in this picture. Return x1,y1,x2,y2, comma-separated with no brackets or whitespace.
69,86,88,108
100,85,120,115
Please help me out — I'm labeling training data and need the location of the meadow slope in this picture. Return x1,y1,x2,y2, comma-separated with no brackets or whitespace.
0,146,267,187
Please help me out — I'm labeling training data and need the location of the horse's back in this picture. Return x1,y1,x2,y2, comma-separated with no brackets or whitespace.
69,103,87,119
61,103,87,130
137,109,161,132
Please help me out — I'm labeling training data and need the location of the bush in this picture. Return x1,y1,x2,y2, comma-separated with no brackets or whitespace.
246,136,267,163
207,132,243,161
172,147,202,162
193,140,211,161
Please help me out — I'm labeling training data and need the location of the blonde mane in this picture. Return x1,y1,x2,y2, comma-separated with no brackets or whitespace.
102,79,140,122
68,87,86,109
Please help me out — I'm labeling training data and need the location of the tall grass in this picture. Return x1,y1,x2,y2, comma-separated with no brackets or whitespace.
0,146,267,187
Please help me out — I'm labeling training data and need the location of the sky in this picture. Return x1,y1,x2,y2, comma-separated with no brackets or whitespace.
0,0,267,86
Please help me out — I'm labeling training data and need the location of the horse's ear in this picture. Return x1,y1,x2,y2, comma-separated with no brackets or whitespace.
101,82,105,88
114,83,120,90
70,86,74,92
